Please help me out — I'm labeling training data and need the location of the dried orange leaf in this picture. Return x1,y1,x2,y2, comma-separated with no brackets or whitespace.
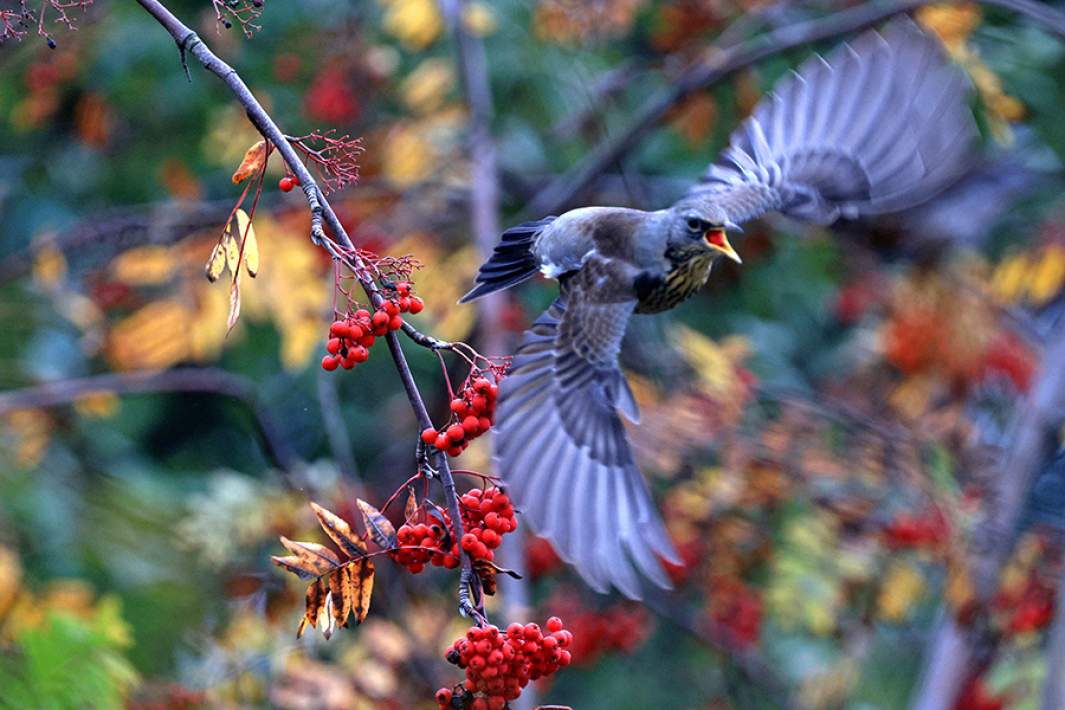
297,577,327,638
329,567,354,627
404,488,418,523
310,502,367,559
204,241,226,283
231,139,267,184
357,499,397,549
272,536,341,579
348,558,375,624
226,279,241,335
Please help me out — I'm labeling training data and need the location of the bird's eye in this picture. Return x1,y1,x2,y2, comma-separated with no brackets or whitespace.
685,217,702,232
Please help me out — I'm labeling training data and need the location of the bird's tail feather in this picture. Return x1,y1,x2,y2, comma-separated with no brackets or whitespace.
459,217,556,303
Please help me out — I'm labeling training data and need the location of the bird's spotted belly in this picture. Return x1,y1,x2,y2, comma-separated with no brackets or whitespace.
635,253,714,314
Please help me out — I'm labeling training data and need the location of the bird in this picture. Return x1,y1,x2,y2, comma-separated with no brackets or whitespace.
460,18,977,599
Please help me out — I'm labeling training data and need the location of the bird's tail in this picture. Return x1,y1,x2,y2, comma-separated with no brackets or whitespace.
459,217,556,303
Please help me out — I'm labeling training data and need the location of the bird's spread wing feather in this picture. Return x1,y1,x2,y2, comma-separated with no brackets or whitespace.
685,18,976,225
494,254,679,599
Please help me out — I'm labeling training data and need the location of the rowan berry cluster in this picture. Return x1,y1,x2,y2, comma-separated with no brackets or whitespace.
457,487,516,564
421,376,498,457
390,486,516,574
321,286,423,371
437,617,572,709
390,519,460,574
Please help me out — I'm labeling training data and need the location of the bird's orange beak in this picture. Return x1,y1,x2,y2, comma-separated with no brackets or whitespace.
705,229,742,264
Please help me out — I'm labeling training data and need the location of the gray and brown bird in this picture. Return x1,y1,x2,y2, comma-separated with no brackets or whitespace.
460,19,976,599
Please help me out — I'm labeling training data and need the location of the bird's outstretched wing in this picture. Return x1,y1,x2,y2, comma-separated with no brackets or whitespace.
494,254,680,599
683,18,977,226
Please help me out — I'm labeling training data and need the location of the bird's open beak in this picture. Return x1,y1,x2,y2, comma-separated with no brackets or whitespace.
706,229,742,264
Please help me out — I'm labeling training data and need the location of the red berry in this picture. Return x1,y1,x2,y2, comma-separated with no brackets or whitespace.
321,355,339,371
383,300,400,317
291,174,300,186
435,688,452,704
329,320,347,337
326,337,342,355
371,310,389,328
350,345,369,363
389,314,403,331
347,323,364,340
359,334,375,348
447,424,466,441
478,416,492,432
462,416,481,436
279,176,294,192
409,296,424,314
450,399,468,416
421,427,438,445
397,296,411,312
546,616,564,633
434,434,450,450
461,533,478,551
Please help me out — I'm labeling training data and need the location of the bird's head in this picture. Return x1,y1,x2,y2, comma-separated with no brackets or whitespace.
666,204,742,264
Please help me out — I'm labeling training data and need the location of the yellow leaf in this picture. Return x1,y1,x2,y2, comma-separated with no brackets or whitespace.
73,391,119,419
231,139,267,184
916,3,981,50
223,230,240,275
400,58,454,115
0,545,21,620
205,241,226,283
241,216,260,278
2,409,52,468
107,300,193,370
877,560,925,622
110,245,175,286
381,0,442,50
1027,244,1065,306
990,253,1029,304
381,123,435,187
462,2,496,36
32,243,66,289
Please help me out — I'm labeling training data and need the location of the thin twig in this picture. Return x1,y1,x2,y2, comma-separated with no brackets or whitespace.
135,0,487,621
522,0,1065,219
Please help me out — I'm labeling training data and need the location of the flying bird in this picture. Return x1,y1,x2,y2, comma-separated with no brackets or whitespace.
461,19,977,599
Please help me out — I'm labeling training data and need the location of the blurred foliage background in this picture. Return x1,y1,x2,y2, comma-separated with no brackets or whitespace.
2,0,1065,708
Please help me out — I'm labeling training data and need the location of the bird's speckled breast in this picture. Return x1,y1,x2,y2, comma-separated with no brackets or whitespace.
634,250,715,314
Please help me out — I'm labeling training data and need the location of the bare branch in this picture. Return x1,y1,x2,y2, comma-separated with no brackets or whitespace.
135,0,487,620
0,367,300,472
522,0,1065,219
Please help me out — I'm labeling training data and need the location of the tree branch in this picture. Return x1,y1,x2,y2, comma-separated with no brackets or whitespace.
135,0,486,622
911,319,1065,709
522,0,1065,219
0,367,300,472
